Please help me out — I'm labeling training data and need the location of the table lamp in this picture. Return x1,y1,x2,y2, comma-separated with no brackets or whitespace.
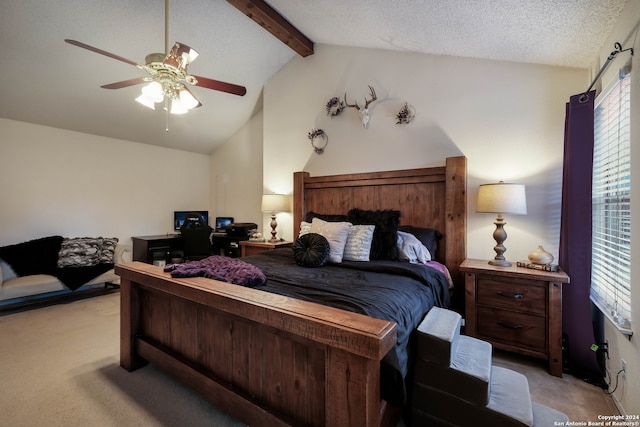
476,182,527,267
261,194,290,242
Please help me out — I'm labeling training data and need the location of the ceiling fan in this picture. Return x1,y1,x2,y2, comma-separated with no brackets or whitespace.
64,0,246,118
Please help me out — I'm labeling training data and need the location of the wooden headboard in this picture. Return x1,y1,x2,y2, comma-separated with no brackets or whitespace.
293,156,467,306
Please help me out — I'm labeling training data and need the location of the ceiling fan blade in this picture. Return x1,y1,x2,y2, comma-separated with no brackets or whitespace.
191,75,247,96
101,77,148,89
65,39,140,67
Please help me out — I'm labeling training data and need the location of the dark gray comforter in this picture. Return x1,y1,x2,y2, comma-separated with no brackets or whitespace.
242,248,451,405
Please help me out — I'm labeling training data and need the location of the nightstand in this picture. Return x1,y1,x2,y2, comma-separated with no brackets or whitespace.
460,258,570,377
240,240,293,257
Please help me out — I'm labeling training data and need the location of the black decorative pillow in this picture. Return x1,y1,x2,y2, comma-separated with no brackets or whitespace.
293,233,331,267
347,209,401,260
399,226,442,260
304,211,348,223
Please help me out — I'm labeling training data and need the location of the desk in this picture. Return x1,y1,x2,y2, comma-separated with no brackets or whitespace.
211,234,248,258
132,234,183,265
132,234,251,263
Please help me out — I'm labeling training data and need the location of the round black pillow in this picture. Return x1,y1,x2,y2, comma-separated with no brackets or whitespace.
293,233,330,267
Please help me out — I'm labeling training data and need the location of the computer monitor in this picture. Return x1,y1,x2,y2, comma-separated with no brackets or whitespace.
174,211,209,231
215,217,234,231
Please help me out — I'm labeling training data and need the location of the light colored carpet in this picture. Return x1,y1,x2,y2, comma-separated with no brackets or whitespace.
0,292,618,426
0,292,244,427
493,349,619,423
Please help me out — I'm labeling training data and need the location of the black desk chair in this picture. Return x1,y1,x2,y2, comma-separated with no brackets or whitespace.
180,212,213,261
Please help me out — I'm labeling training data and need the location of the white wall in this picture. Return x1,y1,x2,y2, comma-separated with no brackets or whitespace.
262,44,587,265
209,110,264,231
591,0,640,416
0,118,210,247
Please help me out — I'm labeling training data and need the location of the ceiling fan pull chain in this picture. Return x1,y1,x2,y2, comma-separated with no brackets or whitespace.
165,98,170,132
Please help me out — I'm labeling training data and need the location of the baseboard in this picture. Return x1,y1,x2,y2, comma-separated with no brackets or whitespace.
610,391,627,416
0,283,119,315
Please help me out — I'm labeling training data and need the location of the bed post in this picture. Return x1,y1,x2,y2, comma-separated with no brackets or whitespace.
293,171,309,238
445,156,467,312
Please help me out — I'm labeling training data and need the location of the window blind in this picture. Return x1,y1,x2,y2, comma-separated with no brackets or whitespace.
590,68,632,334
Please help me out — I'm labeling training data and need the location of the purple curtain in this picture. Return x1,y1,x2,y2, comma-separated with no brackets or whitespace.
559,90,604,384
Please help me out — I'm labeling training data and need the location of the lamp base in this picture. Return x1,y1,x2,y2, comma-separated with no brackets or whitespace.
488,214,512,267
489,259,512,267
269,214,279,242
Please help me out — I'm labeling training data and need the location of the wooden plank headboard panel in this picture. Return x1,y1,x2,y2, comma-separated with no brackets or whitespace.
293,156,467,304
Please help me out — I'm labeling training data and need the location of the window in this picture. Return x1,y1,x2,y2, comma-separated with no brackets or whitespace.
590,65,632,335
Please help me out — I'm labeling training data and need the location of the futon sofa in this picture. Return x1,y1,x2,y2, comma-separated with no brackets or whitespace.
0,236,131,305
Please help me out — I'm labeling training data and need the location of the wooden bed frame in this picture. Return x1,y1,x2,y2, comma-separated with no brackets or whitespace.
116,156,466,427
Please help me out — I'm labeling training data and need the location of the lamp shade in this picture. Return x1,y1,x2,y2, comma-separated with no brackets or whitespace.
261,194,290,213
477,182,527,214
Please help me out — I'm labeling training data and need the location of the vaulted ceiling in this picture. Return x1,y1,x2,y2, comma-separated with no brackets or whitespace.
0,0,628,154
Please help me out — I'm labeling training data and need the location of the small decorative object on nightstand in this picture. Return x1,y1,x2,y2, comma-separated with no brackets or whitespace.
528,245,554,265
240,240,292,257
461,259,570,377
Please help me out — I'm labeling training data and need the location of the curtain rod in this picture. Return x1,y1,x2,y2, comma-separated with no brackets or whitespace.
579,42,634,103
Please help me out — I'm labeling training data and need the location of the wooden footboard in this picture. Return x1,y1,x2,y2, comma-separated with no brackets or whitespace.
117,262,398,427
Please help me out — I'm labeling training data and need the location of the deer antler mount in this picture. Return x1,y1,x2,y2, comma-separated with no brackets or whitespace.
344,85,377,129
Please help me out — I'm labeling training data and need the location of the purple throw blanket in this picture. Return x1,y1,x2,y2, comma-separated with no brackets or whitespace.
164,256,266,287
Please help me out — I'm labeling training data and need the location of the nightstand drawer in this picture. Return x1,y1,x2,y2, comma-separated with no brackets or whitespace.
477,306,546,351
477,277,546,314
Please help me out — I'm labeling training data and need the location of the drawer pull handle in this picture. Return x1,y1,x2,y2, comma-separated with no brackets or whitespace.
497,291,523,299
498,322,523,330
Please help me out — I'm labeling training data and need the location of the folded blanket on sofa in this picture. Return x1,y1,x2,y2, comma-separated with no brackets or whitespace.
0,236,63,276
0,236,115,291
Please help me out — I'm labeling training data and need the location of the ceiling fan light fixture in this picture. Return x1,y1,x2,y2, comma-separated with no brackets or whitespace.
135,81,165,110
178,88,199,110
135,94,156,110
170,99,189,115
141,81,164,102
64,0,246,126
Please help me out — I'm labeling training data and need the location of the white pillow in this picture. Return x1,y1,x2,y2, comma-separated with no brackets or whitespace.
397,231,431,264
310,217,352,263
343,225,375,262
299,221,312,237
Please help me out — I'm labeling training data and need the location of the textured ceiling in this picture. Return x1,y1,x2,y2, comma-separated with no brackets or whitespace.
0,0,628,154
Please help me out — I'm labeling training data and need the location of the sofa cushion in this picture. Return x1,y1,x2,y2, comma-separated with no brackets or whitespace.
1,274,65,300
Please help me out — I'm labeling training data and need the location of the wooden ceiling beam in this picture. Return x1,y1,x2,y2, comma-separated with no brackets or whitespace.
227,0,314,57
